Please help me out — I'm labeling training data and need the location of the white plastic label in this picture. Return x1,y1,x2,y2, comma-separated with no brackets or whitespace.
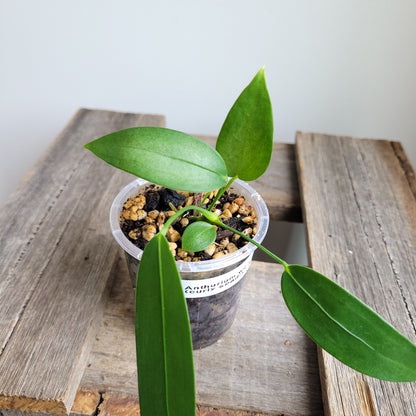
181,255,252,298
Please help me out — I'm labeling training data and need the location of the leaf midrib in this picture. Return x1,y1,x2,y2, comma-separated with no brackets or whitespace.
286,267,416,376
285,268,376,351
120,144,226,178
157,236,170,416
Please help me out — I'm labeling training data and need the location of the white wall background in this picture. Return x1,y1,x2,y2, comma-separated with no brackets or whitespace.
1,0,415,263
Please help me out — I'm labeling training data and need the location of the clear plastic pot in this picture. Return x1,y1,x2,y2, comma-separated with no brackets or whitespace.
110,178,269,349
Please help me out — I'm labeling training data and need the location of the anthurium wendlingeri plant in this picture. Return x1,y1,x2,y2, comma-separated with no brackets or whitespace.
85,68,416,416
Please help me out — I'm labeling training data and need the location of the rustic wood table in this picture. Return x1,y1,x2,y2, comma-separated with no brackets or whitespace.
0,109,415,416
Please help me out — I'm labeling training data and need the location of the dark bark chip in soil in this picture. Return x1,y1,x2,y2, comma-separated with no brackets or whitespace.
143,190,160,211
159,188,186,210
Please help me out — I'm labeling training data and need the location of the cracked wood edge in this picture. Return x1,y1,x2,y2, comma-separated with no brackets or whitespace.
390,141,416,199
70,390,101,416
0,391,101,416
75,390,281,416
296,132,416,416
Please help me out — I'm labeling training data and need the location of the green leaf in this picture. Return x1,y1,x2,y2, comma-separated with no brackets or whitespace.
85,127,228,192
135,233,195,416
216,67,273,181
281,265,416,381
182,221,217,252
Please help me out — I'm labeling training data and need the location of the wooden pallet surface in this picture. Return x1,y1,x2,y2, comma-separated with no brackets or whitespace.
296,132,416,415
0,109,303,416
79,255,323,416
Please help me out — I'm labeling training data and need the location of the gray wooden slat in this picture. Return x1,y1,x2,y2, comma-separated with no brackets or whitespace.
80,255,323,416
196,134,301,222
0,109,165,414
296,132,416,415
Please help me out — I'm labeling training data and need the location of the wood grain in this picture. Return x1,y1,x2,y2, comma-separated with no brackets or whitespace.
296,132,416,415
80,256,323,416
196,135,301,222
0,109,165,414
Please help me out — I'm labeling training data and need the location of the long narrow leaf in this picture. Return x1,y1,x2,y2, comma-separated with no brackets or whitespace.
135,233,195,416
85,127,228,192
216,67,273,181
281,264,416,381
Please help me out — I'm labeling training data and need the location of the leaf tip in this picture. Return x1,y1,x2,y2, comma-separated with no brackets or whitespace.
84,140,96,151
255,66,267,82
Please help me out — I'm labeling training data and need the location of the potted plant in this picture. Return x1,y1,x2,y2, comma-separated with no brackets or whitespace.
85,68,416,416
110,175,269,349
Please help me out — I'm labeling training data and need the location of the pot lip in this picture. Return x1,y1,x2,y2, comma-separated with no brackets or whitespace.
110,177,270,273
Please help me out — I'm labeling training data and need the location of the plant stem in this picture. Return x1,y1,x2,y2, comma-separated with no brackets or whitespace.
160,205,218,236
199,193,209,208
216,220,289,270
207,175,238,211
159,204,289,270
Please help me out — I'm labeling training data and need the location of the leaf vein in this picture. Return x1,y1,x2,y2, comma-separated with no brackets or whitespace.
122,144,226,178
285,269,376,351
157,237,170,415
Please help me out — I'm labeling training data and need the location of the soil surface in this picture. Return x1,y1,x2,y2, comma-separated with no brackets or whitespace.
119,184,258,261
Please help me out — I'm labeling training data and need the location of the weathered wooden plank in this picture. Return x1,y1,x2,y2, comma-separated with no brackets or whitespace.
78,255,138,394
80,255,323,416
193,262,321,416
0,109,165,414
296,132,416,415
196,135,302,222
